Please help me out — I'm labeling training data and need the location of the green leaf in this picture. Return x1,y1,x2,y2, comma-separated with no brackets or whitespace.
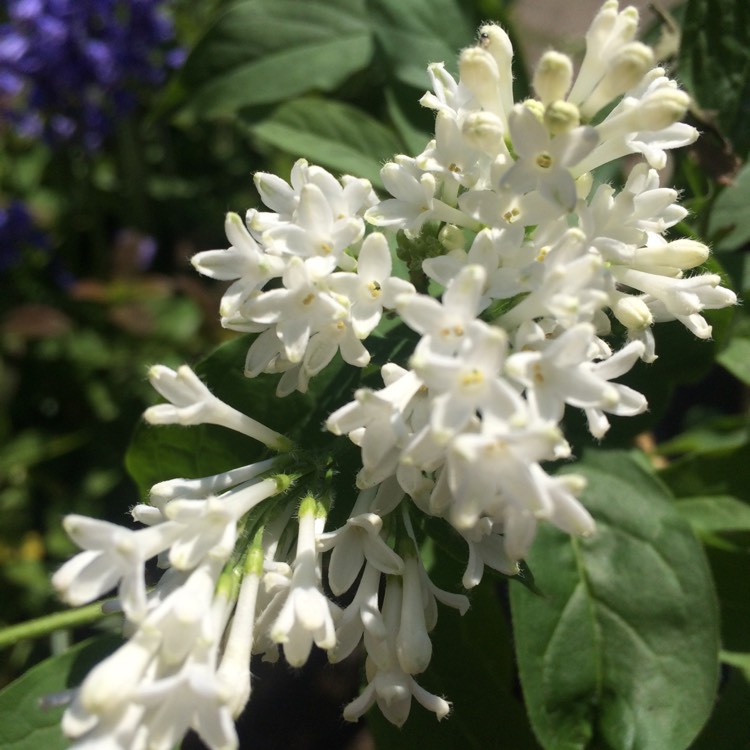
247,98,403,187
720,650,750,678
658,430,750,502
657,415,749,457
678,0,750,158
181,0,373,117
367,0,477,89
510,449,720,750
717,325,750,386
0,636,120,750
675,495,750,534
708,162,750,251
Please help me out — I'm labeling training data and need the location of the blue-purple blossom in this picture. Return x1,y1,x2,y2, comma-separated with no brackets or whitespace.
0,199,49,274
0,0,185,149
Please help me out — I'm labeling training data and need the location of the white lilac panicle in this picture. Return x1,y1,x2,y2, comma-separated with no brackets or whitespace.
53,3,740,746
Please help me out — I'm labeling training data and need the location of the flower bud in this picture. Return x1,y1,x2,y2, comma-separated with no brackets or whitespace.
395,558,433,675
580,41,654,117
570,2,640,106
477,23,514,76
587,2,639,50
613,295,653,330
476,23,515,121
459,47,503,116
438,223,465,251
635,239,710,270
637,87,690,131
533,51,574,105
462,110,505,154
80,631,160,715
544,100,581,134
575,172,594,199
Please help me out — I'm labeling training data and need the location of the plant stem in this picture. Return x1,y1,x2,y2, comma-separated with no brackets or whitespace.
0,602,113,649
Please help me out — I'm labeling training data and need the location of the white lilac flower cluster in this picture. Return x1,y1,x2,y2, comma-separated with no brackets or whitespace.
52,3,736,748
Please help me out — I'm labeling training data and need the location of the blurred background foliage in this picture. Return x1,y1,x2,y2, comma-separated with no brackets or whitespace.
0,0,749,747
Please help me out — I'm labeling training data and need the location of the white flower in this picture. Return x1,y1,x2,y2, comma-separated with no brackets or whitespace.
459,518,519,588
366,156,480,236
135,585,237,750
190,212,285,320
144,560,225,667
500,104,598,211
443,409,569,535
148,458,279,506
329,561,387,664
506,322,647,437
498,229,608,330
419,62,469,118
342,575,451,727
365,156,439,235
410,319,524,442
416,111,484,190
270,497,338,666
395,555,433,675
397,264,487,354
613,267,737,339
144,365,291,451
328,232,416,338
66,628,161,728
52,517,180,622
163,477,281,569
326,365,424,488
216,562,261,718
319,510,403,596
262,182,364,268
567,1,641,113
241,256,347,362
249,159,376,237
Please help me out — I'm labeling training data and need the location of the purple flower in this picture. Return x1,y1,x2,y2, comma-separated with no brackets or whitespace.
0,200,48,274
0,0,184,149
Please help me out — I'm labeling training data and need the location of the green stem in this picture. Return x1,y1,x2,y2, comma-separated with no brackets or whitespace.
0,602,114,649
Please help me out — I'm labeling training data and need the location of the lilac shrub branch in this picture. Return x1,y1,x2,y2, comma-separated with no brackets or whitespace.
50,3,736,748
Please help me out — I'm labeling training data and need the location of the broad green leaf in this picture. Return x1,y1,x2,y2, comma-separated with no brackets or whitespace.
368,569,539,749
0,636,120,750
247,98,403,187
679,0,750,159
717,324,750,385
709,162,750,251
658,435,750,502
367,0,477,89
675,495,750,534
181,0,372,117
510,450,719,750
657,415,749,457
